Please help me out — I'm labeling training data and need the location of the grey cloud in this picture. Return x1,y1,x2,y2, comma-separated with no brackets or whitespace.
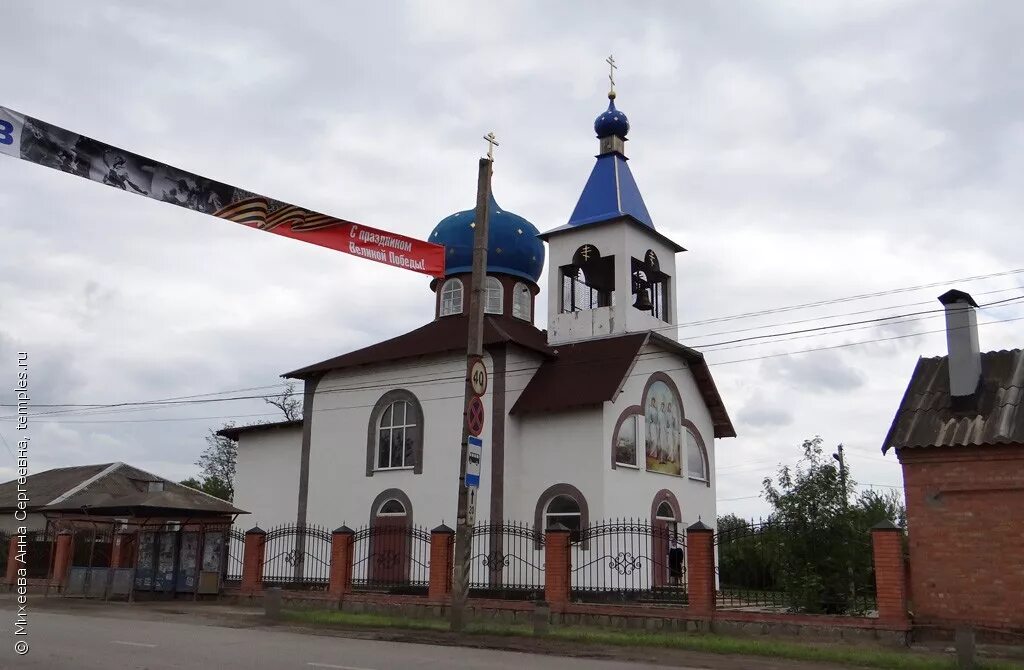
762,350,866,392
1,0,1020,516
737,393,795,429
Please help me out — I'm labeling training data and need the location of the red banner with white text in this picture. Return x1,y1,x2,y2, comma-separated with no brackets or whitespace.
0,105,445,277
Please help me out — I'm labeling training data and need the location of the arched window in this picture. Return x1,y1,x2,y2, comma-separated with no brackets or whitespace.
656,501,675,519
546,496,581,539
512,282,531,321
366,390,424,475
534,483,589,546
484,276,503,314
686,428,709,482
377,499,407,516
440,278,463,316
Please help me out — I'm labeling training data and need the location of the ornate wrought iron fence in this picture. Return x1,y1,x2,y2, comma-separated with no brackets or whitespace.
469,521,545,599
224,527,245,584
260,523,332,590
351,523,430,593
715,519,876,615
571,519,687,604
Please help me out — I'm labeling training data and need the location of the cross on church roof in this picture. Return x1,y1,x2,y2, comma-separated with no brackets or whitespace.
606,54,617,97
483,132,499,161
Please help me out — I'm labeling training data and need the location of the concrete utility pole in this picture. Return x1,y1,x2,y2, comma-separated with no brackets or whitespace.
450,146,495,632
833,444,848,508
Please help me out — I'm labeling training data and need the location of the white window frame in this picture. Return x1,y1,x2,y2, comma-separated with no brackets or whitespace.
545,495,582,531
614,414,640,469
376,400,417,470
440,278,464,316
686,429,709,482
376,499,408,517
484,276,503,315
512,281,531,321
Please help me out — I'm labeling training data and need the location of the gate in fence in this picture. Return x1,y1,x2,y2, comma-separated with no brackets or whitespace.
469,521,545,600
571,519,688,604
260,523,332,590
351,523,430,593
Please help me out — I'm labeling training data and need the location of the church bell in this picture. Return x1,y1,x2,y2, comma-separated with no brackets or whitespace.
633,288,653,311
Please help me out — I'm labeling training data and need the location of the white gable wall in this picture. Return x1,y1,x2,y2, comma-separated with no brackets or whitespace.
304,353,493,530
234,426,303,529
601,342,717,527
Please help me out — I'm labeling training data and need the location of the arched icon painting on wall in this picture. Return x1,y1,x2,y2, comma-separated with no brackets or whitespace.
644,380,683,476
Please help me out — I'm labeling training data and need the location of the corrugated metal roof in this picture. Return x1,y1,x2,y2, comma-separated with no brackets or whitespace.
0,462,245,516
882,349,1024,452
0,463,111,508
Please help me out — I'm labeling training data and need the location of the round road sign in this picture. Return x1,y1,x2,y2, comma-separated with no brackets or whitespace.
469,358,488,396
467,396,485,436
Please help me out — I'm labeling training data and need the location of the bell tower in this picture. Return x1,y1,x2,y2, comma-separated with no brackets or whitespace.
539,67,685,346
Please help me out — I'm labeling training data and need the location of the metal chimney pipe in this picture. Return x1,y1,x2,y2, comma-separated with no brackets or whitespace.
937,289,982,398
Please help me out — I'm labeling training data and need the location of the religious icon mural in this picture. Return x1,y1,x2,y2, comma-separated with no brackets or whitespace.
644,379,683,475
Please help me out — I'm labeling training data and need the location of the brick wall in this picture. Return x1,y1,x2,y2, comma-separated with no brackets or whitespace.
898,443,1024,631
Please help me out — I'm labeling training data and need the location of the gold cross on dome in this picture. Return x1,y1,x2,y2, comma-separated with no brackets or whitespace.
606,54,617,95
483,132,499,161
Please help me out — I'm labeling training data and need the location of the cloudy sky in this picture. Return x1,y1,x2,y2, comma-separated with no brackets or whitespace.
1,1,1021,520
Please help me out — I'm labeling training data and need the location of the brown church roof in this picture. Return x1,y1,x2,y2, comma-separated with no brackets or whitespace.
284,315,551,378
511,331,736,438
281,316,734,438
882,349,1024,452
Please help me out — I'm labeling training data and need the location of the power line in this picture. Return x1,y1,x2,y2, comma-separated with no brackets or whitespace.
7,310,1022,425
676,267,1024,328
680,285,1024,341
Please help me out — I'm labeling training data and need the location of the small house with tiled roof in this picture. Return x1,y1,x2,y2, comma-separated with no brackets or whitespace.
882,289,1024,631
229,90,735,546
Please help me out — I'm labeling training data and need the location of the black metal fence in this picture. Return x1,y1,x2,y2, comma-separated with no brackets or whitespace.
351,523,430,593
469,521,545,600
225,527,245,584
261,523,332,590
571,519,688,604
716,519,876,615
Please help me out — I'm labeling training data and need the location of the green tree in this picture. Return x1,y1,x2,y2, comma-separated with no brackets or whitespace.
183,383,305,502
761,436,888,614
180,474,233,501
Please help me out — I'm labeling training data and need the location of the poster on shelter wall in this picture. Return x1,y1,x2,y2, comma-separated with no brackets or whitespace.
644,380,683,476
0,105,446,277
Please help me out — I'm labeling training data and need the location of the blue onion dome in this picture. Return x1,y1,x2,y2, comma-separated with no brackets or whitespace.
429,193,545,283
594,94,629,138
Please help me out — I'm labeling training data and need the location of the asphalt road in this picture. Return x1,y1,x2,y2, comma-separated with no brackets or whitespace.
0,610,695,670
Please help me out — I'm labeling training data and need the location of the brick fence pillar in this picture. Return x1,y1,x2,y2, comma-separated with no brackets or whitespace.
871,520,910,627
544,523,571,606
110,531,135,569
240,527,266,594
329,526,355,599
686,520,716,615
5,535,19,586
428,524,455,602
5,536,20,590
51,531,73,588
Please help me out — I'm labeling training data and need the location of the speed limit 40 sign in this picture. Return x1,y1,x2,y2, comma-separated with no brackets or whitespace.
469,358,488,397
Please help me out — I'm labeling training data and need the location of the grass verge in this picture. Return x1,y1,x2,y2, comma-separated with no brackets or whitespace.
282,609,1023,670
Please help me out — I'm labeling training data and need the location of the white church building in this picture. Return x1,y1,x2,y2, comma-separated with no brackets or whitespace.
228,90,735,543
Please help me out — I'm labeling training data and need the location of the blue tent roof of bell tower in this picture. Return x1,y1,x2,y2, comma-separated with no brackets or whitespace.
566,152,654,230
